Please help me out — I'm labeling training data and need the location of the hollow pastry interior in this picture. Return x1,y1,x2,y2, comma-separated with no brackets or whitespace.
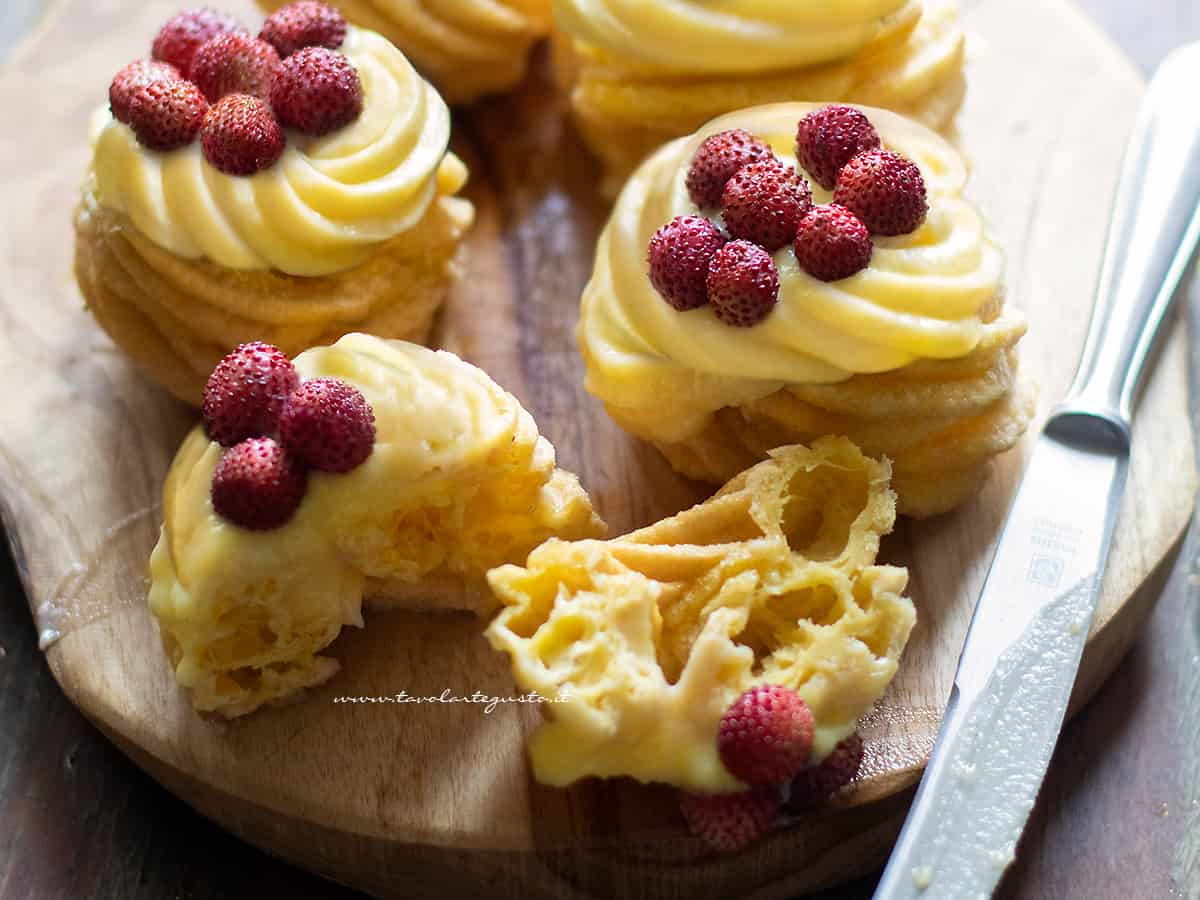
486,437,914,793
149,335,605,718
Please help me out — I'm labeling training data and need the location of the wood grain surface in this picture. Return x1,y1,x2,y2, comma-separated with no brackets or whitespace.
2,1,1199,899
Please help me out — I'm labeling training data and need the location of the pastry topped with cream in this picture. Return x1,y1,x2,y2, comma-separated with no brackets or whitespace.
74,4,474,403
556,0,920,75
486,437,914,796
258,0,552,103
553,0,966,182
150,334,604,718
578,103,1034,517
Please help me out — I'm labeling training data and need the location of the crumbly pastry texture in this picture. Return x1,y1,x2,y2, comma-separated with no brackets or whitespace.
486,437,915,793
554,0,965,183
577,102,1035,517
150,335,604,718
258,0,552,103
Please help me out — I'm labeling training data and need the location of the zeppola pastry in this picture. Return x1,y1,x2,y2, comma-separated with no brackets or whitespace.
150,334,604,717
74,4,474,403
553,0,966,182
577,102,1034,517
257,0,552,103
487,438,915,798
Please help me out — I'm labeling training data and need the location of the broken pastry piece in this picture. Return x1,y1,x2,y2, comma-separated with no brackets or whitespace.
485,437,914,794
149,334,604,717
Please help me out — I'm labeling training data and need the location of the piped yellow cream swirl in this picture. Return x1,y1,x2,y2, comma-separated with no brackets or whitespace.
554,0,918,74
579,102,1014,444
90,27,458,277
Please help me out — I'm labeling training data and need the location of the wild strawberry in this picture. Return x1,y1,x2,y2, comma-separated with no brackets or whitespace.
706,240,780,328
109,60,180,124
647,215,727,311
786,733,865,811
834,149,928,236
201,94,286,176
126,77,208,151
270,46,362,136
717,684,814,785
152,8,245,74
792,204,873,282
202,342,299,446
279,378,376,473
260,1,348,58
685,129,774,209
211,437,308,530
679,789,779,853
795,104,882,191
721,160,812,251
190,33,281,102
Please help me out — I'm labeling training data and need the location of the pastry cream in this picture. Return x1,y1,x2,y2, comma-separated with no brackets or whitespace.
149,334,604,717
577,102,1034,516
486,438,914,793
258,0,552,103
580,102,1010,441
91,27,458,277
554,0,918,75
554,0,965,183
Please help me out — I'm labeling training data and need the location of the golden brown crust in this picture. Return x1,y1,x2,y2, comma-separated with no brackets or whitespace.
73,189,474,404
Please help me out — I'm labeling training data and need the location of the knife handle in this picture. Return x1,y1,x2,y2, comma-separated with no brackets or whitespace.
1059,42,1200,432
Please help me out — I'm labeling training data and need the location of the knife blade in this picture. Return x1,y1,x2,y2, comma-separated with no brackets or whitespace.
873,41,1200,900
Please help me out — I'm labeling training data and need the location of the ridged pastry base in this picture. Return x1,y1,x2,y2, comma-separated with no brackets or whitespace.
73,190,474,405
639,340,1036,519
257,0,552,103
555,0,966,185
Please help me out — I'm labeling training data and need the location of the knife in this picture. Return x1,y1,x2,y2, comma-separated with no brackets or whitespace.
872,42,1200,900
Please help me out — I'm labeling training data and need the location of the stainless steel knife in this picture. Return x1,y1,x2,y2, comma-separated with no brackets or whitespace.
872,42,1200,900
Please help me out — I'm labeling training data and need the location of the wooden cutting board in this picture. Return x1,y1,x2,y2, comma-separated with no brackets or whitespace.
0,0,1194,897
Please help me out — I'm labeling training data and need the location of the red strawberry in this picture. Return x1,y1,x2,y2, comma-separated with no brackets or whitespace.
211,437,308,530
270,46,362,136
717,684,814,785
126,77,208,151
795,104,882,191
792,204,873,282
834,149,928,236
190,33,281,102
152,7,246,74
201,94,286,176
109,60,180,124
202,342,299,447
679,789,779,853
786,733,865,811
721,160,812,251
706,240,780,328
686,129,774,209
260,1,348,58
279,378,376,473
647,215,727,311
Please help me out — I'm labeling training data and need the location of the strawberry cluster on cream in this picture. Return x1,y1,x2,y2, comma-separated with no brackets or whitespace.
150,334,604,717
89,5,464,276
578,102,1014,443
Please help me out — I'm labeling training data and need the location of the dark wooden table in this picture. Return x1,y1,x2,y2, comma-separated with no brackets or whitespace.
2,3,1199,898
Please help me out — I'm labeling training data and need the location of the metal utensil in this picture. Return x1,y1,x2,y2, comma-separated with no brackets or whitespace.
872,41,1200,900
